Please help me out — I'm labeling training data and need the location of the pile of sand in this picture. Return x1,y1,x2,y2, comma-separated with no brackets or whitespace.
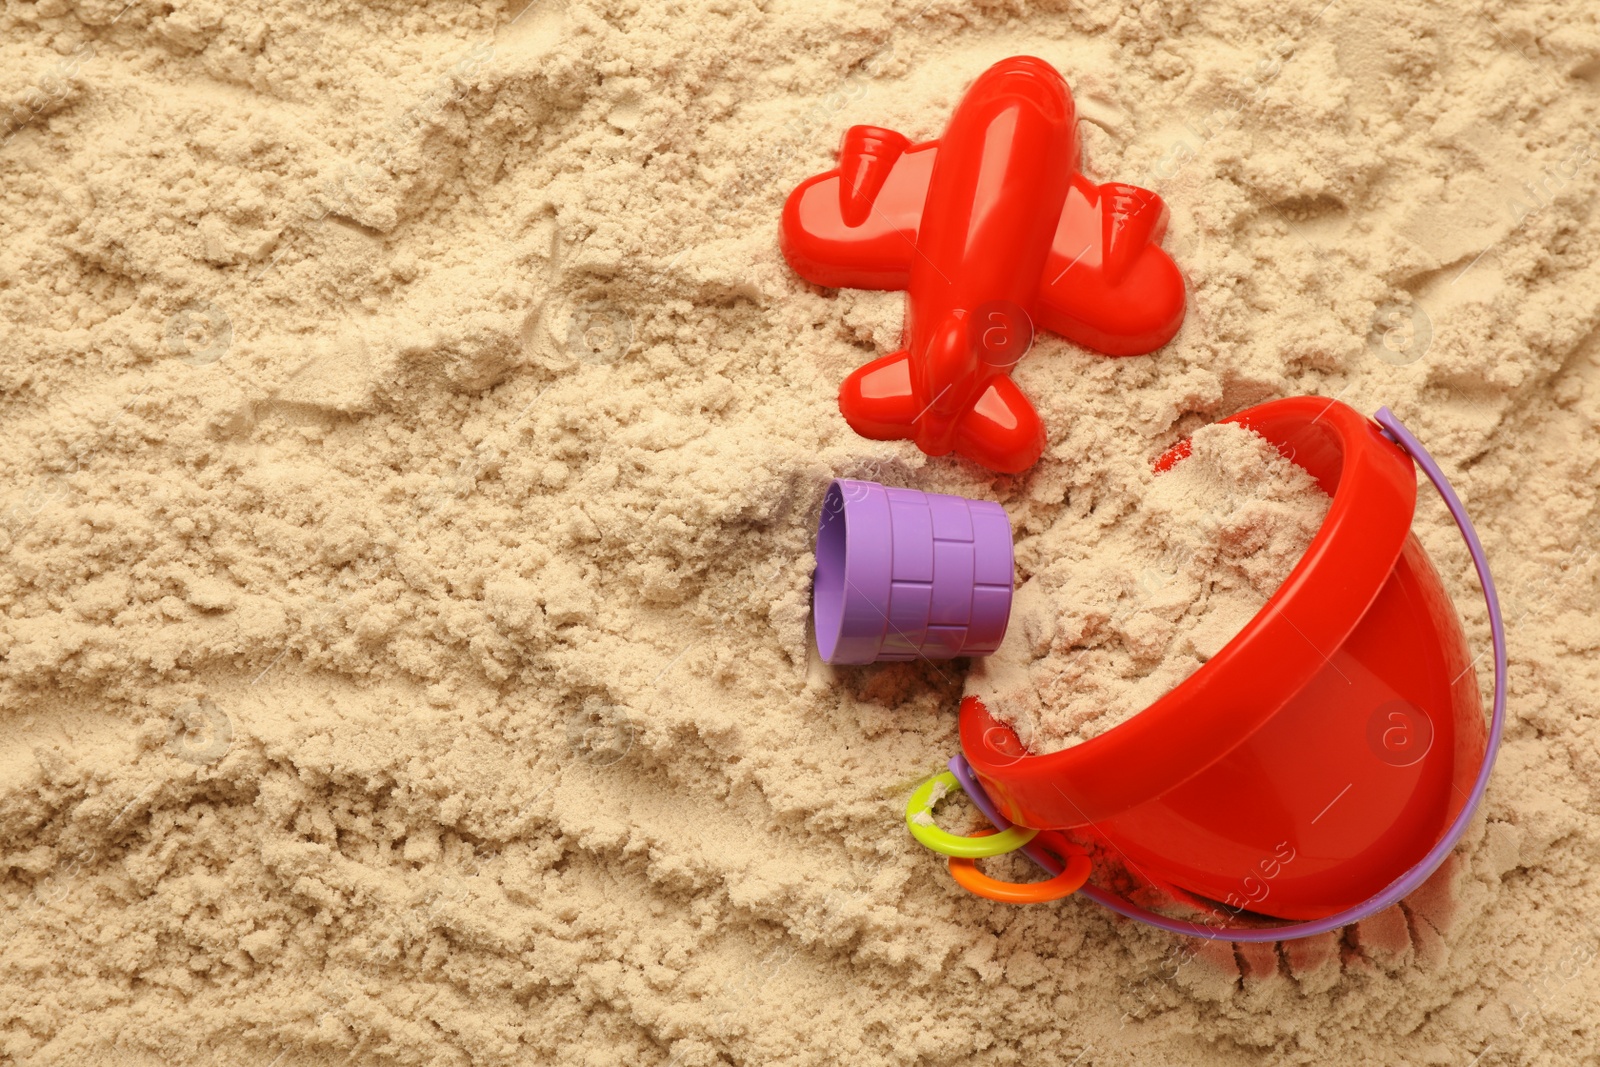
969,421,1331,753
3,1,1599,1065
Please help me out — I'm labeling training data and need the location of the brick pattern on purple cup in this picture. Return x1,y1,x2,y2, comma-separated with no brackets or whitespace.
812,479,1014,664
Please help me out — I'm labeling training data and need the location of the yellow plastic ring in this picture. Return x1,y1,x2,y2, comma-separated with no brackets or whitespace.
948,828,1092,904
905,772,1038,858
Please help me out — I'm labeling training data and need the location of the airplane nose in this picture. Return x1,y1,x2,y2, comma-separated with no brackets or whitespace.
966,55,1073,122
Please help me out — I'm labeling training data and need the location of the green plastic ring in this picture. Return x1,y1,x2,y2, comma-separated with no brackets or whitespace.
905,771,1039,858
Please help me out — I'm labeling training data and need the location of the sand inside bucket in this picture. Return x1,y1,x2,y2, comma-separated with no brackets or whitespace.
966,422,1331,753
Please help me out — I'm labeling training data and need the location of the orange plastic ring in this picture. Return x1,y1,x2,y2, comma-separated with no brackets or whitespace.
948,829,1092,904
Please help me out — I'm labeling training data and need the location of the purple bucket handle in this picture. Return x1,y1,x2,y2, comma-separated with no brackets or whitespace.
948,405,1507,942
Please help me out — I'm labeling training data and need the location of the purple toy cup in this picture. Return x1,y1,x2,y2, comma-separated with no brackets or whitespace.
812,479,1014,665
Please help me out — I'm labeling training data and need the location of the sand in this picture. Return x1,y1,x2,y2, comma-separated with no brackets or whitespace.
967,421,1331,753
3,1,1600,1065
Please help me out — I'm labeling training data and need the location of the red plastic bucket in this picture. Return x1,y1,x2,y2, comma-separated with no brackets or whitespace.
960,397,1491,921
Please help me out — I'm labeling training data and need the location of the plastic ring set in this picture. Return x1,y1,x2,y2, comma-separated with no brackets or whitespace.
904,770,1091,904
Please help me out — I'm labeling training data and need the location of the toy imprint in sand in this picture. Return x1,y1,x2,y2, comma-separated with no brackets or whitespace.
781,55,1186,473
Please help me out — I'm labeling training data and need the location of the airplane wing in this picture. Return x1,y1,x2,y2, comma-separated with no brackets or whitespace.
1033,177,1187,356
782,127,1186,357
779,126,935,290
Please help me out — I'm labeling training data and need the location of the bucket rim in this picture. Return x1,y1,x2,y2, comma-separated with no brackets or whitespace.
961,396,1419,826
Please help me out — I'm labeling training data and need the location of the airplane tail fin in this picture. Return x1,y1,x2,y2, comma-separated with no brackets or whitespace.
952,375,1046,474
838,331,1047,473
838,350,920,441
838,314,971,452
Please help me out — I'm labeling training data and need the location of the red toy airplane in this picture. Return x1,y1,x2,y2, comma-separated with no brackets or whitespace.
780,56,1186,473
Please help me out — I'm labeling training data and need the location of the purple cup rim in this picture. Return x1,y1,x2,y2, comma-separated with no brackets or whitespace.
812,481,851,663
946,405,1507,942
